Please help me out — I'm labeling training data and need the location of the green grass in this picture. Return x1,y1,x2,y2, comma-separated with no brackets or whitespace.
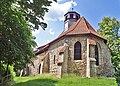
14,74,117,86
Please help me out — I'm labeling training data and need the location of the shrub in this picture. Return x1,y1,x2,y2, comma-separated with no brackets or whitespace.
0,64,16,86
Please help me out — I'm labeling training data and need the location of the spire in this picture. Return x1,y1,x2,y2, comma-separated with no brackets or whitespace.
71,0,76,11
71,0,74,11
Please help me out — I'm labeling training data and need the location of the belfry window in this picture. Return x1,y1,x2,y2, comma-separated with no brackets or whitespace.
74,42,82,60
76,15,79,20
70,14,74,18
95,45,99,65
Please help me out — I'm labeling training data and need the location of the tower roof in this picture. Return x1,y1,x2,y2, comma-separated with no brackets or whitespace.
59,16,106,40
64,11,80,16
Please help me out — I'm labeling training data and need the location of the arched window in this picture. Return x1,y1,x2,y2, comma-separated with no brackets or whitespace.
95,45,99,65
74,42,81,60
54,55,56,64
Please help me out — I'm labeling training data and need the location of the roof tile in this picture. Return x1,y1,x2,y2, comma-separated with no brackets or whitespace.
59,17,106,40
34,16,106,55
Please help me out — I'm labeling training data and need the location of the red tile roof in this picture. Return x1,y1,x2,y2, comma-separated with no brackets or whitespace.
34,16,106,55
34,44,49,55
59,16,106,40
87,38,96,45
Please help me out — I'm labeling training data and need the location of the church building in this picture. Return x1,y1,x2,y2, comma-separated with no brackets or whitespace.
26,11,114,78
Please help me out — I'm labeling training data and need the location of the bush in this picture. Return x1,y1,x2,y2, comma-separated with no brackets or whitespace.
3,74,15,86
114,70,120,86
0,64,16,86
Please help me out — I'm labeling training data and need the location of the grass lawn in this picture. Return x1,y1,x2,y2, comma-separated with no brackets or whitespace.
14,74,117,86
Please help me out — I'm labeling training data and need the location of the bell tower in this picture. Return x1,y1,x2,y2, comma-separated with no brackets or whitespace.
64,11,80,31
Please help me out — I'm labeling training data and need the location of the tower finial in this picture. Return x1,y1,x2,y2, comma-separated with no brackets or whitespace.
71,0,74,11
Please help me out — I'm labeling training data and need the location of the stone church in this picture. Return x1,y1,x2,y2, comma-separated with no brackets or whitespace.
25,11,114,78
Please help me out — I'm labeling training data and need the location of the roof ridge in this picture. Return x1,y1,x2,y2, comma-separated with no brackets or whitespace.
84,17,98,33
82,17,91,33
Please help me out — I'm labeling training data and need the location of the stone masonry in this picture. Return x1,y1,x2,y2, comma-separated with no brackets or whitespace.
25,11,114,78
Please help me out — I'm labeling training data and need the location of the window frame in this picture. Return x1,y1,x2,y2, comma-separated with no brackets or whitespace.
74,41,82,60
70,14,74,18
54,55,56,64
95,45,99,66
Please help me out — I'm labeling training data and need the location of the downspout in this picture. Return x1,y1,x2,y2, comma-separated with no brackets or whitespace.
86,39,90,77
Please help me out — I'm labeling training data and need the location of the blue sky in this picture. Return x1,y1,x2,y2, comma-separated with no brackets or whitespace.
32,0,120,47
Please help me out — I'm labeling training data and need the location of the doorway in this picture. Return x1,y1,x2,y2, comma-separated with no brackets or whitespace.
38,64,41,74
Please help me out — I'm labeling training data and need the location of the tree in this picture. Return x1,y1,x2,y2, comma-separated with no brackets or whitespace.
97,17,120,86
0,0,55,84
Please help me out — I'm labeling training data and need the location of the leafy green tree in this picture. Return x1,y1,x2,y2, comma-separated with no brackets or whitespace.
0,0,56,84
97,17,120,86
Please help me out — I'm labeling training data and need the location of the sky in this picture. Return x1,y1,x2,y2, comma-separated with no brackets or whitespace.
32,0,120,47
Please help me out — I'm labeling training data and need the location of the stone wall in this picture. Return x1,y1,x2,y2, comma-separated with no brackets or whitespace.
89,34,114,77
62,46,69,74
27,34,114,77
49,35,88,77
65,35,87,77
26,51,49,76
49,38,65,74
49,34,114,77
42,53,49,73
89,45,96,77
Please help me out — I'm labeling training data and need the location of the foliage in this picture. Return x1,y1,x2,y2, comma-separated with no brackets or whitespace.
0,0,36,76
97,17,120,86
0,65,15,86
14,74,117,86
18,0,56,30
18,0,52,30
0,0,55,85
2,65,16,78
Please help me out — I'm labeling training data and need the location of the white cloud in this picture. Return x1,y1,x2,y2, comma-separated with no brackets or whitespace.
32,1,77,36
57,0,63,2
49,28,55,35
32,26,48,36
71,1,77,6
44,1,77,21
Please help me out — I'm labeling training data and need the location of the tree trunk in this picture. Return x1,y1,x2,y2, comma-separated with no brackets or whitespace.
4,62,9,78
0,61,2,83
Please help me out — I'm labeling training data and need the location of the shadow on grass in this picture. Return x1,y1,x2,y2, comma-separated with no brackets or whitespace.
14,79,57,86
